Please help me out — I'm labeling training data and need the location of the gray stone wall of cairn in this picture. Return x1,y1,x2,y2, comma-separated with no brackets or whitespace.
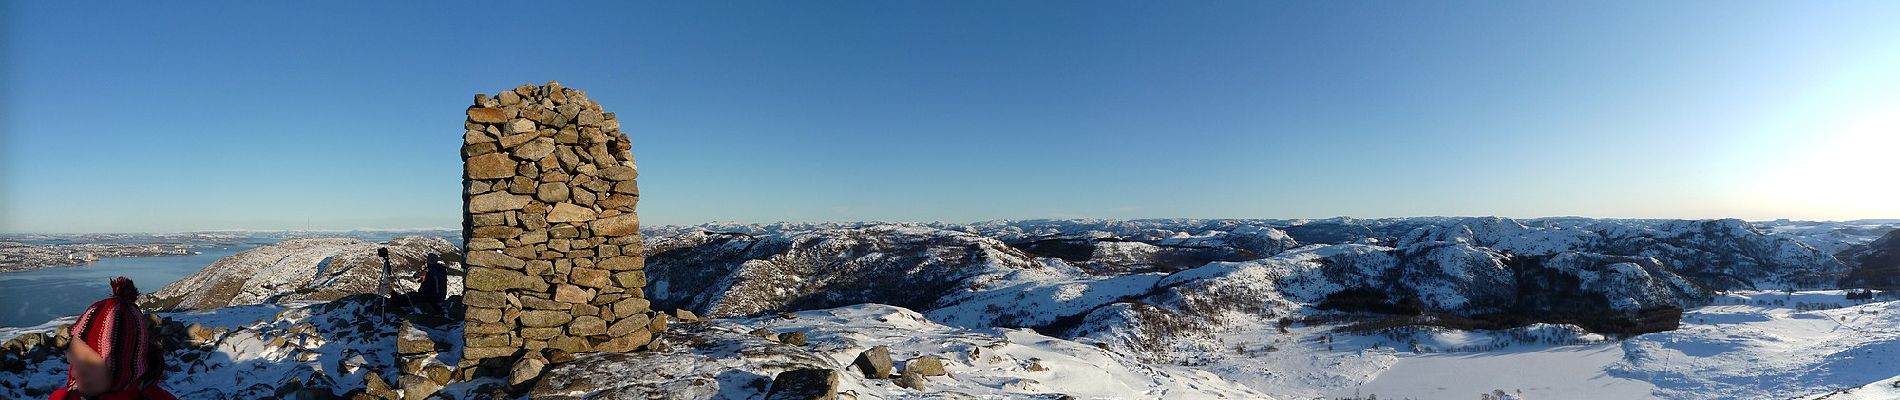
458,82,661,363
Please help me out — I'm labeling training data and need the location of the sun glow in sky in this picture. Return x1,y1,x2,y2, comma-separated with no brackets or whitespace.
3,1,1899,233
1748,99,1900,219
1732,45,1900,221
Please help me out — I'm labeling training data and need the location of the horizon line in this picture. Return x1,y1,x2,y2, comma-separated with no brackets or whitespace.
5,215,1900,235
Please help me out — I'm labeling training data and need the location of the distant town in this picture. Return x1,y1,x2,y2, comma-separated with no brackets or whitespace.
0,240,214,272
0,230,459,273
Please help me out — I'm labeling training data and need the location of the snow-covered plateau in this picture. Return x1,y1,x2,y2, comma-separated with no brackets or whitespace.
2,217,1898,399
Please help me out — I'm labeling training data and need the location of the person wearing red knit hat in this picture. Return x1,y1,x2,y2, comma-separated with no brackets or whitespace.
50,277,176,400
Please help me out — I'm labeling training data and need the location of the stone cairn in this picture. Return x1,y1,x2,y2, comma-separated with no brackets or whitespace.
459,82,662,369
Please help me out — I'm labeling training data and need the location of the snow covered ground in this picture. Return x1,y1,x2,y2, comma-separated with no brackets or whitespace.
1613,291,1900,400
3,274,461,399
1803,375,1900,400
0,316,75,343
495,303,1272,399
6,290,1897,399
760,305,1269,399
0,298,400,399
1348,343,1655,399
1316,291,1900,400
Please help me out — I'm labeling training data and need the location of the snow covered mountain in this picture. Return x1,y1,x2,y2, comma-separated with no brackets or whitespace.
147,236,460,310
1756,219,1900,256
628,217,1889,398
1838,228,1900,288
4,217,1895,399
642,225,1054,318
644,217,1836,337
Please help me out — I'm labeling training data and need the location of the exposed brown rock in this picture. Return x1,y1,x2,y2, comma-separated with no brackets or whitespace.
599,165,637,181
364,371,397,399
570,267,613,289
466,153,516,180
779,331,807,346
897,370,927,391
466,307,502,323
591,213,640,236
506,118,537,135
553,284,592,304
906,356,946,376
569,316,608,336
546,202,597,223
513,137,557,161
467,267,549,292
608,313,650,337
521,295,572,311
765,368,840,400
853,346,893,378
594,327,651,352
548,335,592,353
466,251,526,270
674,309,701,322
522,327,563,340
612,297,651,319
467,107,508,124
612,270,646,288
520,310,575,328
510,354,547,386
463,346,518,360
749,328,780,342
499,132,538,149
468,192,530,213
599,194,638,210
648,312,669,334
397,323,436,355
536,183,571,203
597,256,642,271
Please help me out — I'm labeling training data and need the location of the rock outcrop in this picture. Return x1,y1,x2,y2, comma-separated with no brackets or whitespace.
1839,228,1900,288
851,345,893,378
147,236,459,310
636,218,1834,364
641,225,1052,318
523,304,1266,399
765,368,840,400
526,326,838,399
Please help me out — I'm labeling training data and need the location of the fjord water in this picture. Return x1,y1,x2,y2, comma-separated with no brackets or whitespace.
0,243,263,327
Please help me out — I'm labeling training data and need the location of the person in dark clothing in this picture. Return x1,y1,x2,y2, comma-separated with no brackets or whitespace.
413,253,448,305
51,277,178,400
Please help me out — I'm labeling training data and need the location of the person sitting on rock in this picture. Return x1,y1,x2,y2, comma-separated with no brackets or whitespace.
413,253,448,306
51,277,177,400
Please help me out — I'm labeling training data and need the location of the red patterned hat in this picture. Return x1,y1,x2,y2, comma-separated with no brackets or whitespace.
68,276,152,392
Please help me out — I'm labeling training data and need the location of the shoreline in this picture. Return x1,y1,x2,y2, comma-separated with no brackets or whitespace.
0,241,219,273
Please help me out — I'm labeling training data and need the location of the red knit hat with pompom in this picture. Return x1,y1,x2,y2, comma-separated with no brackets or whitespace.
68,276,152,391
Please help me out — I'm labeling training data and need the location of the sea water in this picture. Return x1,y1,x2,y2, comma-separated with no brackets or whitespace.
0,242,266,327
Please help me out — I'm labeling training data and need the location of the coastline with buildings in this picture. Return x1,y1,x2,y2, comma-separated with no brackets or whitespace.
0,240,212,272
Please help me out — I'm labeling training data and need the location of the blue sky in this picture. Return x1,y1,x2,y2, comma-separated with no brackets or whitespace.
4,1,1899,233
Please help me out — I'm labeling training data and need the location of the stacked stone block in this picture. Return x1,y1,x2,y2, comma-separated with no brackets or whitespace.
460,82,659,363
